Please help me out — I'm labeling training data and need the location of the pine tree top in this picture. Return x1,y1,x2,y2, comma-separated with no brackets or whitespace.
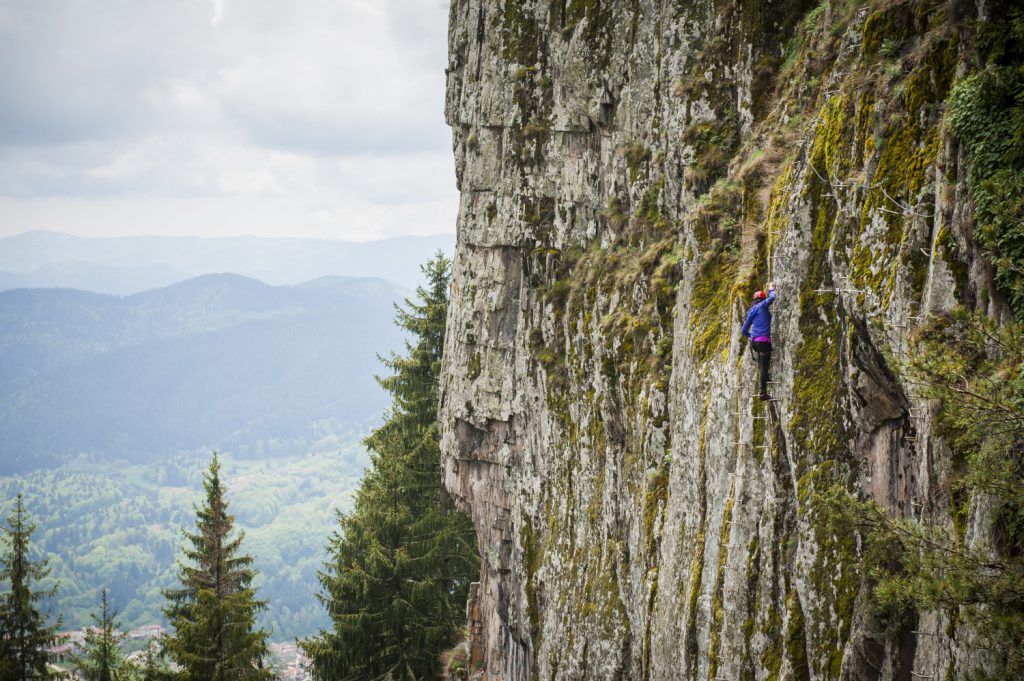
301,252,478,681
0,493,63,679
162,453,271,680
75,588,130,681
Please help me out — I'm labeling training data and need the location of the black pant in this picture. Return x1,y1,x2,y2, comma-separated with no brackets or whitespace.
751,340,772,394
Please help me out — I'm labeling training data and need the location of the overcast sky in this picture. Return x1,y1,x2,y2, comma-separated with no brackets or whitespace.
0,0,458,241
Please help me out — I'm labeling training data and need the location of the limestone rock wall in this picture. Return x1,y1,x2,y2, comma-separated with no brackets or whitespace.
438,1,1003,679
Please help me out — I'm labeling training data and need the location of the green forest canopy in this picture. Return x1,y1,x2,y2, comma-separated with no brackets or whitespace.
0,447,367,641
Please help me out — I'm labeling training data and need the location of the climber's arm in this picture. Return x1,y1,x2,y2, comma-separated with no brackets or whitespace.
740,308,755,337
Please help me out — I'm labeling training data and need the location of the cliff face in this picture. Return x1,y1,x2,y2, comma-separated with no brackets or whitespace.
439,1,1003,679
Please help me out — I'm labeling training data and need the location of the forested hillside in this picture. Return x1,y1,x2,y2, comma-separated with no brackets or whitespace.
0,449,366,640
0,274,404,473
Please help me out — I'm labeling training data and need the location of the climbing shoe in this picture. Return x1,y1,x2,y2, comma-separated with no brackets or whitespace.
758,392,772,401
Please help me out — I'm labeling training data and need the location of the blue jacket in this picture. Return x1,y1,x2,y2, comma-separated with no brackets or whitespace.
741,289,775,339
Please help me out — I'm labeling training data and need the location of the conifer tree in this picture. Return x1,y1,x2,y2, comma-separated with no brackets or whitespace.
163,454,271,681
301,253,479,680
0,494,62,681
74,589,130,681
138,640,172,681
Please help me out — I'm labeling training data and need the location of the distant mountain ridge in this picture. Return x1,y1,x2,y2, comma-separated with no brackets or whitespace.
0,230,456,293
0,273,407,474
0,261,190,295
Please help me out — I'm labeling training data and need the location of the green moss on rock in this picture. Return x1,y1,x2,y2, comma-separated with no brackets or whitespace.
707,489,735,679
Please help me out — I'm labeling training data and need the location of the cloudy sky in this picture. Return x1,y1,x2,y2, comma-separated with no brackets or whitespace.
0,0,458,240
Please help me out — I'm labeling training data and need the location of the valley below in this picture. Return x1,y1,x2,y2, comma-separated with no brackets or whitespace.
1,448,367,641
0,240,439,645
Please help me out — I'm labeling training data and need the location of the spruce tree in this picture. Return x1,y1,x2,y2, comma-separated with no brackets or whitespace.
0,494,62,681
301,253,479,680
138,640,172,681
74,589,130,681
162,454,271,681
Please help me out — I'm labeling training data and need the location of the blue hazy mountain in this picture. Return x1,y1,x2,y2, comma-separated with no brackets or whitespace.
0,261,190,295
0,230,456,293
0,273,406,474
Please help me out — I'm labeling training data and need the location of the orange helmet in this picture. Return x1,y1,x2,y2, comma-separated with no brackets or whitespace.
753,290,767,300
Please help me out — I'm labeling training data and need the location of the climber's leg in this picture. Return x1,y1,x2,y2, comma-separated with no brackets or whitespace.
751,340,772,397
759,347,771,394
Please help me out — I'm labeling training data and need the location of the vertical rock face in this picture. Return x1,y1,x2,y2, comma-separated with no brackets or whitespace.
439,1,1004,679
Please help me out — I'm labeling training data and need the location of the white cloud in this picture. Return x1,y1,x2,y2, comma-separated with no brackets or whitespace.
0,190,458,241
210,0,224,27
0,0,457,239
87,141,161,181
216,169,282,196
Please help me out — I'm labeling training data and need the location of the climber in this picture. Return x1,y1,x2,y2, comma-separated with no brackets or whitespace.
741,282,777,401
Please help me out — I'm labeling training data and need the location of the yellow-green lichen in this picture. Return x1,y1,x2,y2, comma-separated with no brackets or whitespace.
682,399,712,672
467,351,482,380
708,487,736,679
784,589,812,680
521,521,545,651
683,528,707,666
643,464,669,549
562,0,615,67
623,143,652,183
740,535,762,681
798,463,864,679
689,254,740,366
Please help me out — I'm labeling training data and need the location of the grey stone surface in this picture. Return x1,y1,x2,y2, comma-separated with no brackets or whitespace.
438,1,1002,679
